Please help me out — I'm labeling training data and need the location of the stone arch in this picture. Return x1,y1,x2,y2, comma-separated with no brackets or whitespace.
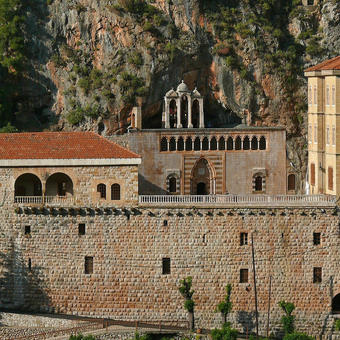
169,99,177,128
185,137,193,151
202,137,209,150
227,137,233,150
243,136,250,150
181,95,188,128
190,157,216,195
194,137,201,151
15,173,42,197
235,136,242,150
166,173,180,194
210,137,217,150
169,137,176,151
251,136,258,150
97,183,106,199
160,137,168,151
332,293,340,314
46,173,73,197
252,171,266,193
177,136,184,151
218,136,225,150
192,99,200,128
259,136,266,150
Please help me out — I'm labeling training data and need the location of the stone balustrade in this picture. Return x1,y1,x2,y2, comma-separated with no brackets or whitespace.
139,194,337,208
14,196,74,206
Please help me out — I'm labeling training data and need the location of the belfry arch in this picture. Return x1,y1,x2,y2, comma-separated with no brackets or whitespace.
190,158,216,195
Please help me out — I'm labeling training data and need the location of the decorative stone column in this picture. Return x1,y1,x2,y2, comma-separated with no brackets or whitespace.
199,98,204,128
177,98,182,128
188,96,193,128
165,99,170,129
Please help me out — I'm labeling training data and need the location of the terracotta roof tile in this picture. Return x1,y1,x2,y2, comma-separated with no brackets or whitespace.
305,56,340,72
0,132,140,160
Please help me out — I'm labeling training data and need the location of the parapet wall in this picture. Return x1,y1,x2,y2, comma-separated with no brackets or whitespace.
0,205,339,338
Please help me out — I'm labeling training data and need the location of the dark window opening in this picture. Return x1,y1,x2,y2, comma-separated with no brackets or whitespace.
332,294,340,314
210,137,217,150
240,232,248,246
288,174,296,191
259,136,266,150
194,137,201,151
227,137,233,150
28,258,32,272
197,182,207,195
328,167,333,191
177,137,184,151
163,220,168,226
169,137,176,151
57,182,67,196
202,137,209,150
313,267,322,283
185,137,193,151
243,136,250,150
111,184,121,200
25,225,31,235
160,137,168,151
307,0,314,5
169,177,177,193
79,223,86,236
255,176,263,191
311,163,315,186
85,256,93,274
219,137,225,150
97,184,106,199
313,232,320,245
240,269,248,283
251,136,258,150
162,257,171,275
235,136,242,150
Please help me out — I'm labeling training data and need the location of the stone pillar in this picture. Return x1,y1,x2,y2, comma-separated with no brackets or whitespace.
177,98,182,128
199,98,204,128
188,96,193,128
165,99,170,129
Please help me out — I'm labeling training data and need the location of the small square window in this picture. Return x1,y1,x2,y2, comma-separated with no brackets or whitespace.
313,232,320,245
85,256,93,274
240,269,248,283
313,267,322,283
240,232,248,246
25,225,31,235
78,224,85,236
162,258,171,275
163,220,168,227
28,258,32,272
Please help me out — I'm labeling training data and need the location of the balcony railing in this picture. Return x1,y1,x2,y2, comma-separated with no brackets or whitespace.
14,196,75,206
139,194,337,208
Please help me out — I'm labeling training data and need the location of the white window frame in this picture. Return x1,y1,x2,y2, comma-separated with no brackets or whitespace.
313,86,317,105
332,85,335,107
326,125,330,145
326,85,330,106
332,125,336,146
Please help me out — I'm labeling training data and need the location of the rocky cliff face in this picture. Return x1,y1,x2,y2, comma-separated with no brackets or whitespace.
14,0,340,189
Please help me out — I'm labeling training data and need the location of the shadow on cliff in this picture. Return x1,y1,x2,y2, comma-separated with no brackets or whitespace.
0,240,51,320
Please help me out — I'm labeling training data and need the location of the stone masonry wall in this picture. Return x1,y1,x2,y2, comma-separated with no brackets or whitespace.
0,202,339,338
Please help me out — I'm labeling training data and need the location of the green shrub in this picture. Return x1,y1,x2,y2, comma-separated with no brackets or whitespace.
184,299,195,313
51,54,66,67
279,301,295,335
211,323,238,340
0,122,18,133
179,277,195,312
66,107,84,125
283,332,314,340
128,52,143,67
217,284,232,324
335,319,340,331
69,334,95,340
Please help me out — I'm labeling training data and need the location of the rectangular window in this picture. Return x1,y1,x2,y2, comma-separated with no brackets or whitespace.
328,167,333,191
84,256,93,274
332,85,335,106
314,124,317,143
326,126,330,145
311,163,315,186
332,126,336,146
162,258,171,275
313,86,317,105
78,223,85,235
309,125,312,143
326,86,330,106
308,86,312,105
25,225,31,235
240,232,248,246
240,269,248,283
313,232,321,245
313,267,322,283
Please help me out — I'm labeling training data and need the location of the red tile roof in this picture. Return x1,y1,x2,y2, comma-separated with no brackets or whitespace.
305,56,340,72
0,132,140,160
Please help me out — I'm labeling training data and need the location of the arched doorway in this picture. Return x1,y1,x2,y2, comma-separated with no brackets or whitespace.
15,173,42,197
190,158,215,195
45,173,73,197
332,294,340,314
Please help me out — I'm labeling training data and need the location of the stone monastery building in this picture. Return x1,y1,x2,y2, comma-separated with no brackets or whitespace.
0,57,339,338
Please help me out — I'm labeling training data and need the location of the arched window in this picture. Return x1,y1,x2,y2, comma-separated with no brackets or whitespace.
46,173,73,197
192,100,199,128
169,99,177,128
243,136,250,150
160,137,168,152
235,136,242,150
251,136,258,150
169,177,177,193
97,184,106,199
15,173,42,197
218,136,225,150
202,137,209,150
194,137,201,151
177,137,184,151
259,136,266,150
111,184,121,200
227,137,233,150
288,174,296,191
210,137,217,150
169,137,176,151
186,137,193,151
332,294,340,314
254,176,263,192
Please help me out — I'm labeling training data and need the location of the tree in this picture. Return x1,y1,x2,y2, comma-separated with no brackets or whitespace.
279,300,295,335
179,276,195,330
217,283,232,324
